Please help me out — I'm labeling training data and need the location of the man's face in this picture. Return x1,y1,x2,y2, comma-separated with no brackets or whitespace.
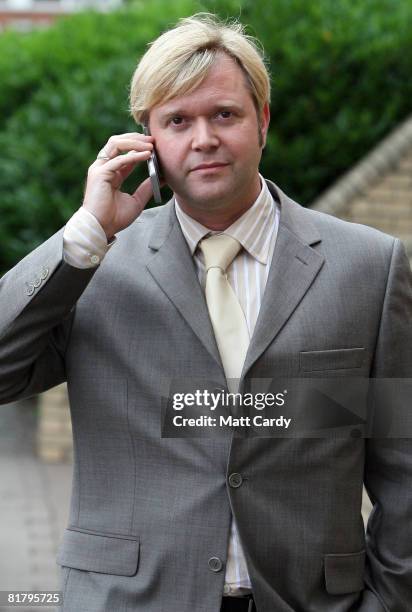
149,53,270,218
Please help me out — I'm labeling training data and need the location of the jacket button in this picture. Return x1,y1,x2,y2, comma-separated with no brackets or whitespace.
25,283,35,296
208,557,223,572
33,277,41,288
228,472,243,488
40,267,49,280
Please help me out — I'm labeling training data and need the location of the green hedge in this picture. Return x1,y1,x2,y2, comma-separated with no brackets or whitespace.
1,0,412,273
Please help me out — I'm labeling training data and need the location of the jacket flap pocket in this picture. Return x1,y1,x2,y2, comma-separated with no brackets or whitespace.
300,348,365,372
56,528,139,576
324,549,365,595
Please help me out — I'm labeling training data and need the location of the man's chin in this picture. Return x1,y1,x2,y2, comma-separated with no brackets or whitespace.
179,180,236,209
182,192,232,211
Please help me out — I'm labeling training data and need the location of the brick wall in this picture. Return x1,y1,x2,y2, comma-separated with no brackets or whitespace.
311,116,412,265
342,150,412,252
36,384,72,463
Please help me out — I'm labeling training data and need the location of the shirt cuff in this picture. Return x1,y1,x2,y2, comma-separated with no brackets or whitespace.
63,207,117,269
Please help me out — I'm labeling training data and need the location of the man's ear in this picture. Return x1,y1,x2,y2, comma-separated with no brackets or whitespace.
260,102,270,148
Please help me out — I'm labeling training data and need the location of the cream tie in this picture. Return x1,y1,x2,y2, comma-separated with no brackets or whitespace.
200,234,251,593
199,234,250,389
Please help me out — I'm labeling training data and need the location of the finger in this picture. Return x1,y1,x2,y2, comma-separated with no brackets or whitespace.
101,149,151,174
106,138,153,156
94,139,153,166
102,132,153,146
107,132,152,139
115,158,141,184
132,176,155,206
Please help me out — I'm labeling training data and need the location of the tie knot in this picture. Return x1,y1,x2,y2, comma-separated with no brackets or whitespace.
199,234,242,272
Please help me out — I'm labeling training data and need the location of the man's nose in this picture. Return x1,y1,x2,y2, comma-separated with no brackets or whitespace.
191,119,219,150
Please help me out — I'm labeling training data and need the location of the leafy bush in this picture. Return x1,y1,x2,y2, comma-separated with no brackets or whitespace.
0,0,196,271
1,0,412,273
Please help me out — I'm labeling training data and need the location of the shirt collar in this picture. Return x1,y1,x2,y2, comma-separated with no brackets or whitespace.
174,174,276,265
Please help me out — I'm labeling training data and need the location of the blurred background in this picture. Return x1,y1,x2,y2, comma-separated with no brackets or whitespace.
1,0,412,608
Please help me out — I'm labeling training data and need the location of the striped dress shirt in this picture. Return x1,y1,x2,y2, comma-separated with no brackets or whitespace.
175,176,279,338
62,175,280,597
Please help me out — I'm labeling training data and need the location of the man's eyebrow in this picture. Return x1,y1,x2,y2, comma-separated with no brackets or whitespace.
159,103,243,122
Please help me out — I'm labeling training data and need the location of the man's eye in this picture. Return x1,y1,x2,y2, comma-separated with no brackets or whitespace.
171,117,184,125
219,111,233,119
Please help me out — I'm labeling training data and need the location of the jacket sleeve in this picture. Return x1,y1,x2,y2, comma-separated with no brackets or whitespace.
362,238,412,611
0,228,97,404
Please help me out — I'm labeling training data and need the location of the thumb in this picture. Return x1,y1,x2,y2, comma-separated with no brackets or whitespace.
132,176,155,208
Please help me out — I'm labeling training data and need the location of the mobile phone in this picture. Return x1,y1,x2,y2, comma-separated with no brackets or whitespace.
143,125,162,204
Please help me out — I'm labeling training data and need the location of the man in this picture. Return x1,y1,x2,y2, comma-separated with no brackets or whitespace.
0,13,411,612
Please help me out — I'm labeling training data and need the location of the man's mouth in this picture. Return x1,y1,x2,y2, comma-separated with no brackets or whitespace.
190,162,229,172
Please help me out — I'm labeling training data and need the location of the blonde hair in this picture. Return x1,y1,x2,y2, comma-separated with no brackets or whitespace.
129,13,271,125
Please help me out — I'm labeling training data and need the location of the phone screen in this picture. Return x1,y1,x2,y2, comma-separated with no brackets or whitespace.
143,125,162,204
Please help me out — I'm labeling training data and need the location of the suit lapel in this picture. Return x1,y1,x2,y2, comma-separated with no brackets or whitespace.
146,201,223,370
241,182,325,378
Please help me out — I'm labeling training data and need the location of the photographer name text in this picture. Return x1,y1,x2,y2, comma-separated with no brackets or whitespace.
172,415,292,428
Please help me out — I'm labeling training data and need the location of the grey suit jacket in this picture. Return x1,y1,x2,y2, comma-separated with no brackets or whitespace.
0,181,411,612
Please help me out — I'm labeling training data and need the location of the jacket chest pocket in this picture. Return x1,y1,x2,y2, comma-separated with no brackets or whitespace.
57,527,140,576
300,348,365,372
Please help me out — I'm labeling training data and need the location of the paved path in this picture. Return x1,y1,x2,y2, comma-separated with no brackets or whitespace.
0,400,72,611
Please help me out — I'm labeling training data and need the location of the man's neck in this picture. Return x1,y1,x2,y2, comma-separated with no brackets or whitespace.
176,202,251,231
